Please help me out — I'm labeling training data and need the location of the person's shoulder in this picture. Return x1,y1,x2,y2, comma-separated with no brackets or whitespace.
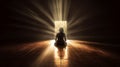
62,33,65,35
57,33,60,35
62,32,65,34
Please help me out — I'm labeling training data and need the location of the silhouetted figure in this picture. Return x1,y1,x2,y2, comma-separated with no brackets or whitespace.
55,28,67,48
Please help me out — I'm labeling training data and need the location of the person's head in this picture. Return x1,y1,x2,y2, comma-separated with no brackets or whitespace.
59,28,64,33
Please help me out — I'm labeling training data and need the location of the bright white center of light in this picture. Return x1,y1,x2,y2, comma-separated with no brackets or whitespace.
54,21,67,36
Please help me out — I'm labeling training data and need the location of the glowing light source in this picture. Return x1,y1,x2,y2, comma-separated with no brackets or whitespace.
54,21,67,35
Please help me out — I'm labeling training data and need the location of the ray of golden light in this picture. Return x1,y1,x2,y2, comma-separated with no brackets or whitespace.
49,0,71,21
13,7,34,19
32,40,55,67
68,25,101,35
68,11,81,25
31,40,71,67
68,40,111,56
13,7,54,31
10,18,54,33
68,16,87,28
11,16,44,27
26,8,54,29
10,24,54,35
63,0,71,20
31,1,54,23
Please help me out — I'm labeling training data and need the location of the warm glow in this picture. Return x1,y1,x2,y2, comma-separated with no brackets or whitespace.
30,40,110,67
54,42,68,67
54,21,67,35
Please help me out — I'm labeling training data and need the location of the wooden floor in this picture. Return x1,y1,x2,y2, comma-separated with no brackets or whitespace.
0,40,120,67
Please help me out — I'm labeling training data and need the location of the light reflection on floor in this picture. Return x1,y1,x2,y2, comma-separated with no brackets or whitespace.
30,40,112,67
54,46,68,67
32,40,69,67
1,40,119,67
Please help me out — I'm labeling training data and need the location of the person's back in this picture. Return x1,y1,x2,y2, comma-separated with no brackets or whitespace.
55,28,66,48
56,32,65,41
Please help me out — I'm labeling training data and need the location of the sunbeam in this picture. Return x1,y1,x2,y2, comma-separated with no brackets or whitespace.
49,0,71,21
10,0,71,40
12,5,54,33
68,16,87,29
9,24,54,35
1,0,120,67
21,40,111,67
31,1,54,23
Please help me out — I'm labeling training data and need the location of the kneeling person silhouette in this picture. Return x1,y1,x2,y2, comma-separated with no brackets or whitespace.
55,28,67,49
